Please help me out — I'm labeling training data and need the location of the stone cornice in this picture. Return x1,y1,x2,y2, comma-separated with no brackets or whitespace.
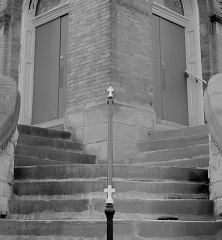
0,11,11,25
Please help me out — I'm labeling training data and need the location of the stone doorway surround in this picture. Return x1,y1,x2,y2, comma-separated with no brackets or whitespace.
18,0,69,126
153,0,204,126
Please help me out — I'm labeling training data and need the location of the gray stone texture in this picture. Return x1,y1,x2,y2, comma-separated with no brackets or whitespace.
204,74,222,218
65,103,155,161
0,129,18,215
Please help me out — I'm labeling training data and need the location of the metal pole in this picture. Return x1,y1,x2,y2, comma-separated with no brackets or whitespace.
104,86,115,240
107,97,113,186
105,203,115,240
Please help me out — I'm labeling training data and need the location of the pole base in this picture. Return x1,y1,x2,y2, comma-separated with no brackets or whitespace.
104,203,115,240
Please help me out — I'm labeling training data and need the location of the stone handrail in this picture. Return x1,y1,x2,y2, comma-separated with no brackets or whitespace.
0,75,20,216
204,74,222,219
0,75,20,151
204,74,222,152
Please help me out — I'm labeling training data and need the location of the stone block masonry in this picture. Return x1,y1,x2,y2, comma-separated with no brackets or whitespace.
0,129,18,216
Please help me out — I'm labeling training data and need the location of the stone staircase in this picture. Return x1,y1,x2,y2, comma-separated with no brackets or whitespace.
1,124,222,239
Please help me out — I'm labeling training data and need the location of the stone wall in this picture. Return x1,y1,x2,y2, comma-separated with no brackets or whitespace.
0,129,18,216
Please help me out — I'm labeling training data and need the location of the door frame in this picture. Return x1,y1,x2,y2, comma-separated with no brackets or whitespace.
152,0,204,126
18,0,69,125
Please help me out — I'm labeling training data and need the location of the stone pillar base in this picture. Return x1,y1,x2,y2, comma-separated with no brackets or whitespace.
0,129,18,215
209,135,222,219
65,103,155,163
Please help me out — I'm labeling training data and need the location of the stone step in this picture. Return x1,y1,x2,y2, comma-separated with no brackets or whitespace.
14,164,208,183
149,124,208,141
14,155,79,167
9,211,213,222
17,134,83,151
9,198,213,221
138,134,209,152
145,156,209,168
13,180,208,197
15,144,96,164
18,124,72,140
0,219,221,239
128,145,209,164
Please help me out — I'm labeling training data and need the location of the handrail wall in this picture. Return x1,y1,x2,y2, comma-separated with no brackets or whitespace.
0,75,20,151
0,75,20,216
204,73,222,219
204,74,222,151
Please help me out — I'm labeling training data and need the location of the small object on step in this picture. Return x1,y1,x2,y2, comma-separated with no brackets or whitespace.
0,211,7,218
157,216,179,220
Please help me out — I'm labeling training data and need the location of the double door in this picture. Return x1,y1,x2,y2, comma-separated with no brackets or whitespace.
152,15,188,125
32,14,68,124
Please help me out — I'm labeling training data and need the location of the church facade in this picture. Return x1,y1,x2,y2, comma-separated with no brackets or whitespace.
0,0,222,161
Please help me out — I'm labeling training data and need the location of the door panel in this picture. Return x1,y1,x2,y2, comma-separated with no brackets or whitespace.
32,15,68,125
160,17,188,125
32,18,60,124
59,15,68,118
153,15,189,126
152,15,162,120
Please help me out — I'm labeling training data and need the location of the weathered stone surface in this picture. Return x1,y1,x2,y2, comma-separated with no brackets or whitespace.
138,109,155,128
129,144,209,164
209,136,222,185
0,87,17,115
0,220,133,239
113,122,138,143
84,104,107,126
114,141,137,162
0,129,18,214
65,103,156,161
138,134,209,152
84,123,107,144
113,104,138,126
14,164,208,182
138,127,150,142
0,76,17,87
85,141,107,161
65,110,83,129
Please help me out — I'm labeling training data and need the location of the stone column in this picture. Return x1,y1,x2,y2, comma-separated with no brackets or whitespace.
204,73,222,219
65,0,154,162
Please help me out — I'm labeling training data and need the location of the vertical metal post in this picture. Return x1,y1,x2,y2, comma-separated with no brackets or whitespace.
107,97,113,186
104,86,115,240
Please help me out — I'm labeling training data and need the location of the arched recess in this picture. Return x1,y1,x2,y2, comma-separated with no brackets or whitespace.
18,0,69,125
152,0,204,126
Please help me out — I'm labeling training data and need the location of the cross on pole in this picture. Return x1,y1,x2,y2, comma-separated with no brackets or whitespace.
104,185,115,204
107,86,114,98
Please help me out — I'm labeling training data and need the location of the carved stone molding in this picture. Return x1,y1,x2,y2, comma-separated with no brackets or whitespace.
210,14,222,24
0,11,11,33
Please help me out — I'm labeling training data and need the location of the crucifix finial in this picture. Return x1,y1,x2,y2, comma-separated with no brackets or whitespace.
107,86,114,98
104,185,115,204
